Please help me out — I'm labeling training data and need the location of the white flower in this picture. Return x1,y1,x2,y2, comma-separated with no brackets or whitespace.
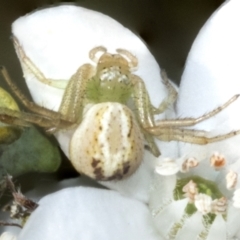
150,153,240,239
16,183,160,240
5,0,240,239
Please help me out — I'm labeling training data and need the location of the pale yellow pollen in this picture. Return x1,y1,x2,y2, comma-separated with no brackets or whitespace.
226,170,238,190
210,152,226,170
182,180,198,203
181,157,199,173
194,193,212,215
233,189,240,208
211,197,227,214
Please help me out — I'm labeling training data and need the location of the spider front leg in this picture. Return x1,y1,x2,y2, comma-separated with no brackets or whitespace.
149,94,240,129
8,37,96,132
147,94,240,144
131,74,160,157
0,63,94,133
1,66,63,120
0,66,74,131
13,36,68,89
147,125,240,145
152,70,178,115
0,106,67,130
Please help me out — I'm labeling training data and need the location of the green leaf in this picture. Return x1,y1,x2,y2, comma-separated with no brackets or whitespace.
0,126,61,178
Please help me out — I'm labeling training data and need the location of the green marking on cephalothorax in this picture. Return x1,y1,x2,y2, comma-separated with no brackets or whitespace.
86,72,132,104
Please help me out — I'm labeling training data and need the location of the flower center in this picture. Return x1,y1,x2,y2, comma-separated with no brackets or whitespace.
174,176,227,223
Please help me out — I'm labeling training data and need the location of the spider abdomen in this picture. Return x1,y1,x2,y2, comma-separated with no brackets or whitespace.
69,102,144,180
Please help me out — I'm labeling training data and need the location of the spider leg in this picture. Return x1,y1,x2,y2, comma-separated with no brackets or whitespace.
0,66,72,131
13,36,68,89
2,38,96,132
152,127,240,144
148,94,240,131
0,107,62,128
58,64,96,124
131,74,160,157
0,66,63,120
152,70,178,115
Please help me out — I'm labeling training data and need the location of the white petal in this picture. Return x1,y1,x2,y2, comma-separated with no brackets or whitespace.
207,214,226,240
176,0,240,160
17,187,161,240
149,173,177,211
101,150,157,203
0,232,17,240
175,212,204,240
153,199,188,239
0,177,101,235
226,205,240,238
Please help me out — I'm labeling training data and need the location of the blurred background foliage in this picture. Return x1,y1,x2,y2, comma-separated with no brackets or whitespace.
0,0,224,210
0,125,61,178
0,86,61,178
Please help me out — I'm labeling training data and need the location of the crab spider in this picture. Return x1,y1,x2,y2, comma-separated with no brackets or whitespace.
0,37,240,180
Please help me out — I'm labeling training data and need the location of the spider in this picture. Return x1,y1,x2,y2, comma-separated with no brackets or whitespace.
0,37,239,181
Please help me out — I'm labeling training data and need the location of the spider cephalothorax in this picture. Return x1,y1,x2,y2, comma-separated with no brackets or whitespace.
85,47,135,104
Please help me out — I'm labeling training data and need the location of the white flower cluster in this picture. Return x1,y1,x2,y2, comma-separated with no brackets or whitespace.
150,152,240,239
2,0,240,239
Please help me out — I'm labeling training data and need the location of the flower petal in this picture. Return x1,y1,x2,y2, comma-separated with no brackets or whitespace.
175,212,204,240
17,187,161,240
177,0,240,160
0,232,17,240
153,198,188,238
101,150,157,203
226,205,240,238
207,214,226,240
149,173,177,210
